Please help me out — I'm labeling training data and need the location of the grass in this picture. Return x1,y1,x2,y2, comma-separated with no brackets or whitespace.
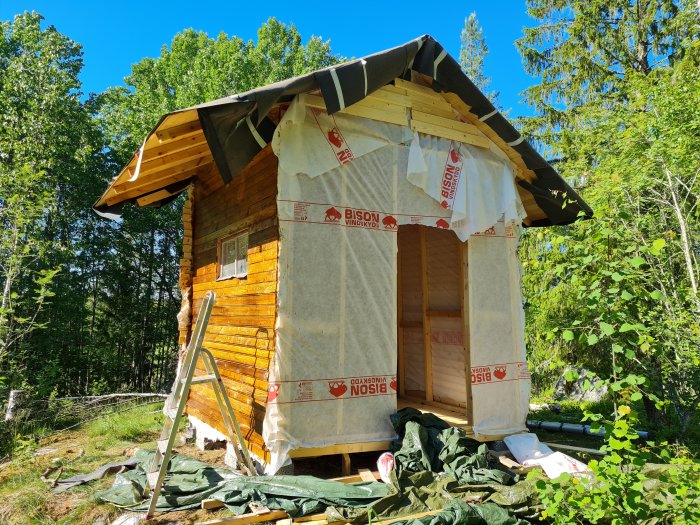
0,403,232,525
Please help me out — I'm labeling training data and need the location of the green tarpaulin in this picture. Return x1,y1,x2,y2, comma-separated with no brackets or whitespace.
97,408,541,523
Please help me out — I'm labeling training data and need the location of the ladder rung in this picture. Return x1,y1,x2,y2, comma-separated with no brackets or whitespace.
147,471,161,490
157,438,170,454
188,374,217,384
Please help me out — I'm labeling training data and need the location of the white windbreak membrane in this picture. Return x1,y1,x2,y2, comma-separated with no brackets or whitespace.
469,219,530,438
265,96,529,471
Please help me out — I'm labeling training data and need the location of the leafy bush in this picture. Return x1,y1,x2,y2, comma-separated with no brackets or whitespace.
534,405,700,524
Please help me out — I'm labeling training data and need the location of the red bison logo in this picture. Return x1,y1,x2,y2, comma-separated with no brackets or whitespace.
328,128,343,148
436,219,449,229
494,366,507,380
328,380,347,398
483,226,496,235
390,377,397,391
449,148,461,164
267,384,280,402
325,207,342,222
441,200,449,209
382,215,398,229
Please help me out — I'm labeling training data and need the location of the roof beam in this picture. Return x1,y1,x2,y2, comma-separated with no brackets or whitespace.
156,119,202,142
104,161,213,205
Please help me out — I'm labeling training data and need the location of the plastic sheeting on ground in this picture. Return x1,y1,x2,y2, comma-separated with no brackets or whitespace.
504,433,590,479
346,408,540,524
97,450,387,516
97,410,541,524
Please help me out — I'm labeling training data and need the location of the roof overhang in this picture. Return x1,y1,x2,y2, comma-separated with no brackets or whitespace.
94,35,592,226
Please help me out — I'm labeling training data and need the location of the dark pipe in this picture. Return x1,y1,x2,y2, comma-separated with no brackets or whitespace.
527,419,650,440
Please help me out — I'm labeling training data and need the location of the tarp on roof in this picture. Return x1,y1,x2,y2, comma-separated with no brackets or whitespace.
94,35,592,227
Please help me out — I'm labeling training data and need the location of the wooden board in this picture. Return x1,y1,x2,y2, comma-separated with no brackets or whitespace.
288,441,392,458
197,510,288,525
303,94,408,127
419,227,433,403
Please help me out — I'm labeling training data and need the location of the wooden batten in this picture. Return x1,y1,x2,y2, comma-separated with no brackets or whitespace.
419,227,433,403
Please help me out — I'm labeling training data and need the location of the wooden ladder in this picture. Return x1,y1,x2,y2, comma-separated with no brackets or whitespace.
144,290,256,520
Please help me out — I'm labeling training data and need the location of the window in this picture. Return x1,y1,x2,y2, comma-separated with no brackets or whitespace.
219,231,248,280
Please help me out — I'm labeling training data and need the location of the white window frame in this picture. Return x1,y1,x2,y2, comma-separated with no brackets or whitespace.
218,231,248,280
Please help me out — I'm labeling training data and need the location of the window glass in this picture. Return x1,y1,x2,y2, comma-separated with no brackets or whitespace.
220,232,248,279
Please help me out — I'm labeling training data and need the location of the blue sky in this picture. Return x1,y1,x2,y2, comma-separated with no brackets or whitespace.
1,1,539,118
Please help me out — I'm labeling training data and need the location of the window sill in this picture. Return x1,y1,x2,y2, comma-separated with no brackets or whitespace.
216,274,248,282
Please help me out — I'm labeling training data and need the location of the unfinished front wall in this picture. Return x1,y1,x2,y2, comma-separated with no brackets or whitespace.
185,148,278,464
263,97,530,471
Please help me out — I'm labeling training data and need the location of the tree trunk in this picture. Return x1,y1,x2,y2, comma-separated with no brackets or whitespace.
663,166,698,299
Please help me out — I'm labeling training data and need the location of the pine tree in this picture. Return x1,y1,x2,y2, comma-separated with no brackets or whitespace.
459,12,499,103
516,0,699,141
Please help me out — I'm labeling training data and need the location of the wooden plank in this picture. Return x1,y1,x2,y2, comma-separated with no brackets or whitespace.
397,397,472,432
411,110,482,137
381,83,409,96
411,119,490,149
460,242,473,425
427,310,461,318
411,100,455,120
142,132,208,163
157,118,202,142
289,441,391,458
197,510,288,525
439,91,537,185
159,108,200,129
330,471,380,483
304,94,408,127
195,206,277,248
136,188,177,207
341,453,351,476
397,236,405,397
544,442,606,457
201,499,225,510
104,162,212,205
358,468,378,482
292,514,328,523
368,88,411,107
395,77,437,96
420,227,432,403
342,103,408,127
121,144,212,183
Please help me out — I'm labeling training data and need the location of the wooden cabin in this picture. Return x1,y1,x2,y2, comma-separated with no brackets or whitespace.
95,36,591,473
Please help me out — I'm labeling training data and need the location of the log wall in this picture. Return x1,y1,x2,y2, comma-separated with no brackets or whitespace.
186,146,278,463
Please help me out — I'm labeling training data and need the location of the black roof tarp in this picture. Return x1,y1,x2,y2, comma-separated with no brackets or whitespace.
96,35,592,226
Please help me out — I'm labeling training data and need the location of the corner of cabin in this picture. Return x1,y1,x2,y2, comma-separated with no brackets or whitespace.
181,146,278,463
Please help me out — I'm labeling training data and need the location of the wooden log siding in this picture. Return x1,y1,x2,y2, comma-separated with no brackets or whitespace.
188,147,278,463
178,187,195,346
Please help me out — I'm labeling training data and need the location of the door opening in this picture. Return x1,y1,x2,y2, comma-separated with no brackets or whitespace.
397,225,467,411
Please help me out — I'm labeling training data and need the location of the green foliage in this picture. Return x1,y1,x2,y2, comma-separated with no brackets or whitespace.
534,404,700,524
86,403,164,449
519,2,700,439
0,12,340,402
521,4,700,519
0,11,88,388
516,0,699,145
97,18,339,161
523,46,700,437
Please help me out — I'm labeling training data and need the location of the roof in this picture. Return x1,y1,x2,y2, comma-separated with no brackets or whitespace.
94,35,592,227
